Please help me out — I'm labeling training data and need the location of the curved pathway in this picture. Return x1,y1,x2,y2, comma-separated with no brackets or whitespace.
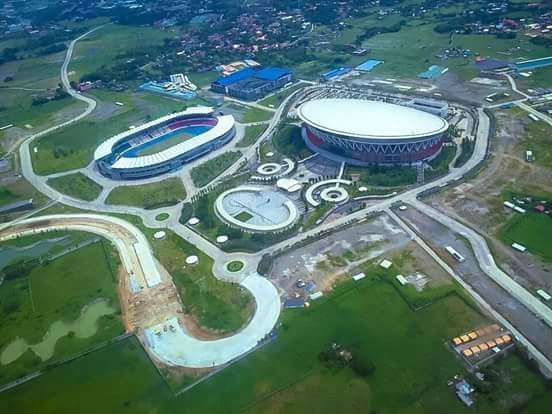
9,28,552,373
0,214,280,368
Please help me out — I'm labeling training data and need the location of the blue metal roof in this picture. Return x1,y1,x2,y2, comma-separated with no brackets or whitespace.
254,67,292,81
212,68,256,87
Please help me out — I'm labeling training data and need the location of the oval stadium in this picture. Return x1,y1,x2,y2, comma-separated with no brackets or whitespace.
94,107,235,180
298,99,449,165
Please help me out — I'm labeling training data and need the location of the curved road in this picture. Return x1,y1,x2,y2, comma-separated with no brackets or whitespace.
0,214,280,368
8,29,552,372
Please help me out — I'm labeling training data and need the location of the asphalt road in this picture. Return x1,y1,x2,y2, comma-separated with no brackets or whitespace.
8,29,552,373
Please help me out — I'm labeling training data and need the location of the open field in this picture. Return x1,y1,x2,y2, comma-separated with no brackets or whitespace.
2,263,550,413
500,212,552,262
190,151,241,187
236,124,268,148
361,22,551,80
516,112,552,169
30,90,184,174
47,172,102,201
106,178,186,209
240,106,273,123
0,336,172,413
68,24,173,81
0,236,122,384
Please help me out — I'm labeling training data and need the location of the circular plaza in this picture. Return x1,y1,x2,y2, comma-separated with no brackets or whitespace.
215,186,299,233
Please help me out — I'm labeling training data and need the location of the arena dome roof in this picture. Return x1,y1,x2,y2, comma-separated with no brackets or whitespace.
297,99,448,140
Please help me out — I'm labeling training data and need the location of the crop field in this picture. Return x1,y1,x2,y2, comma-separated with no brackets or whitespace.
0,237,122,384
31,91,184,174
106,178,186,209
47,172,102,201
2,261,550,413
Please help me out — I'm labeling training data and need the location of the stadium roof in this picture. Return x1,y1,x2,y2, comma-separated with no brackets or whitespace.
212,67,256,87
297,99,448,140
94,107,215,161
109,115,235,170
254,67,292,81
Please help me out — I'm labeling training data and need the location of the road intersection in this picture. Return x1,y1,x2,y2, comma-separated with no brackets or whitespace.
4,28,552,375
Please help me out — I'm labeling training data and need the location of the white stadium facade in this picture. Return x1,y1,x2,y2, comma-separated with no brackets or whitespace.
94,107,235,180
298,99,449,166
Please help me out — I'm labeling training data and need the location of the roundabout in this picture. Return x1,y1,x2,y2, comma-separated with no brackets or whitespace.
226,260,245,272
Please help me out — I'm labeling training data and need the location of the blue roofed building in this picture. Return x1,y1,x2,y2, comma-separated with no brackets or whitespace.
211,66,293,100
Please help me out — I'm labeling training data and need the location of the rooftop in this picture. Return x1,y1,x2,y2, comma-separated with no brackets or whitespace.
298,99,449,140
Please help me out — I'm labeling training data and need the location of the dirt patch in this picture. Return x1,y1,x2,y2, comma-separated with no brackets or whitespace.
426,108,552,291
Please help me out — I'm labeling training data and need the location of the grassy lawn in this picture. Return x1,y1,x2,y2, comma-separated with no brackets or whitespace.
500,212,552,262
4,261,551,412
47,172,102,201
190,151,241,187
0,237,122,384
131,221,252,333
106,178,186,209
30,91,184,175
258,83,306,108
234,211,253,222
69,24,173,81
236,124,268,148
241,106,273,123
226,261,244,272
0,336,173,413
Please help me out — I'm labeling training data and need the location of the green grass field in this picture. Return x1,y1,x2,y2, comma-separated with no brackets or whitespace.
135,224,253,333
190,151,241,187
236,124,268,148
2,264,550,413
0,237,122,384
0,336,172,413
47,172,102,201
500,213,552,261
106,178,186,209
69,24,172,81
31,91,184,174
241,106,274,123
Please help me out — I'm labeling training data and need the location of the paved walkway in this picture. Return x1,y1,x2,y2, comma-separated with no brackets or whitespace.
7,28,552,373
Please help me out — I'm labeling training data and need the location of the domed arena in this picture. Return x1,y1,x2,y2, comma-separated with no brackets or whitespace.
298,99,449,166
